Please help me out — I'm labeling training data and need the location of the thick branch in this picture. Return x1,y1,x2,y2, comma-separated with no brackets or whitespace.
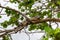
0,18,60,37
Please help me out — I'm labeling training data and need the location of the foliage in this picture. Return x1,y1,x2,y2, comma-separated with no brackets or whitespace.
0,0,60,40
2,35,10,40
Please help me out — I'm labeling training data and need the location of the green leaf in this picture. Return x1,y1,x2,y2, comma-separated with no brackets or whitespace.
1,21,9,28
5,9,17,16
29,13,37,17
5,9,11,16
10,0,19,3
57,0,60,5
54,28,60,35
0,16,2,18
42,37,48,40
39,22,48,30
47,2,52,8
57,12,60,18
21,17,24,20
18,2,24,8
15,21,19,26
44,26,52,32
55,32,60,40
21,9,25,12
2,35,10,40
29,24,37,31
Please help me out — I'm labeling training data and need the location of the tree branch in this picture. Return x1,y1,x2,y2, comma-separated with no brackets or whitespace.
0,4,60,37
0,5,31,21
0,18,60,37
